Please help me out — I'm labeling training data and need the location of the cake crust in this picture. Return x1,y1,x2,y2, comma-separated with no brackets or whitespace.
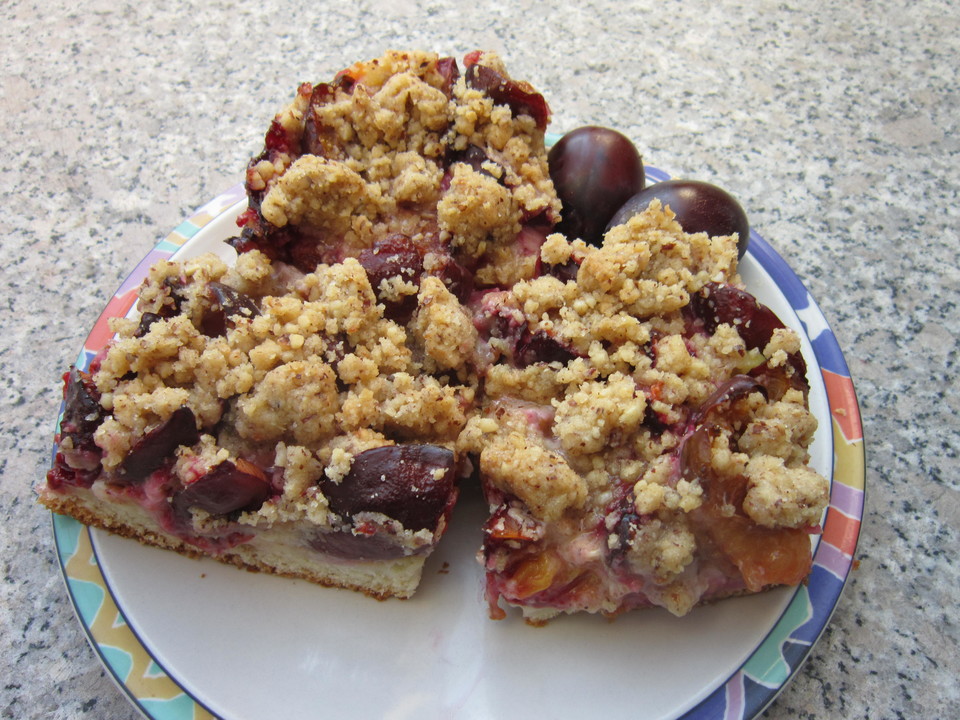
40,487,426,599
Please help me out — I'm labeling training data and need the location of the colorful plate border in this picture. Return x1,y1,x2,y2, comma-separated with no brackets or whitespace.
50,175,865,720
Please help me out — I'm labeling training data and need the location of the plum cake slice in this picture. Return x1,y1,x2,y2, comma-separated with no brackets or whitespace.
39,49,563,600
40,251,474,598
458,202,830,622
229,48,560,293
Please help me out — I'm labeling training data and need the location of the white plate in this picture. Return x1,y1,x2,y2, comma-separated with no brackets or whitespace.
52,173,865,720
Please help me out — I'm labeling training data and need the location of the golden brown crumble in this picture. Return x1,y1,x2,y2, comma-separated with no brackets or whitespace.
244,49,560,288
93,249,475,528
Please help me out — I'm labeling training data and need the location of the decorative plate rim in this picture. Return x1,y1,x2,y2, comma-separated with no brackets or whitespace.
49,174,865,720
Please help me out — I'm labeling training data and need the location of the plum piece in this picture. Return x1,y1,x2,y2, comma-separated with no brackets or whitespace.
59,368,104,456
331,68,362,94
447,144,503,183
46,454,100,490
321,444,458,531
465,63,550,130
155,277,189,317
433,255,474,304
308,529,408,560
134,312,164,337
435,56,460,97
539,257,580,283
262,83,313,154
263,118,292,154
642,328,666,365
679,424,740,503
302,105,340,158
200,282,260,337
690,282,784,351
47,368,106,489
171,459,271,520
680,425,812,590
515,329,579,368
749,358,810,400
286,230,333,272
689,375,765,427
302,83,346,158
505,550,565,600
263,108,303,155
118,407,200,482
357,234,425,323
608,505,646,569
690,283,808,395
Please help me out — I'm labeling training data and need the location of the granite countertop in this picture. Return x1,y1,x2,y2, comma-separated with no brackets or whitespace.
3,1,957,718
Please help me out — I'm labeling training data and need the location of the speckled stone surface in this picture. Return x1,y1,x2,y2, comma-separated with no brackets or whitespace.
2,1,958,718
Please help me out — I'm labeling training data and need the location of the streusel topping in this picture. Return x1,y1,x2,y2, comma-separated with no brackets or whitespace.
94,250,476,522
238,49,560,288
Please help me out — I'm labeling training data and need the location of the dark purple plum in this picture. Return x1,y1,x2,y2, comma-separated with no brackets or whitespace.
321,444,458,531
608,179,750,258
435,56,460,97
465,63,550,130
47,369,106,489
679,424,749,509
301,83,344,158
514,329,579,368
548,126,645,246
357,234,425,322
59,368,104,456
308,529,408,560
689,283,809,397
447,144,503,182
118,407,200,481
433,255,474,305
539,257,580,283
689,282,783,351
134,312,164,337
171,459,272,519
200,282,260,337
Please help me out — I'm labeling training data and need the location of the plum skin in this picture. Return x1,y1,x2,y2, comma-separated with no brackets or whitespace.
548,126,645,246
321,444,459,531
608,179,751,258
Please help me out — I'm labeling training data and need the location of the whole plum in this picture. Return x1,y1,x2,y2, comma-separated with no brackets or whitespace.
548,126,645,246
608,179,751,258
